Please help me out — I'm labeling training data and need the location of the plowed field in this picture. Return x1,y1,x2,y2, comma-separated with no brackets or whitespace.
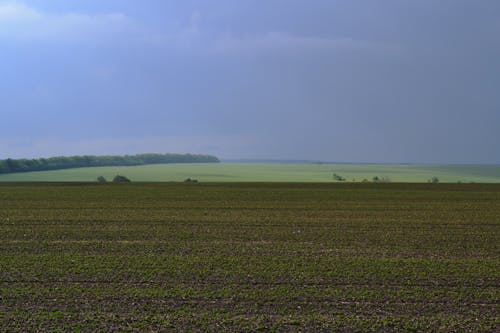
0,183,498,331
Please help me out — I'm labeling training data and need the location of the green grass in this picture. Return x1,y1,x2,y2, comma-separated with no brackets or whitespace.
0,162,499,183
0,183,499,331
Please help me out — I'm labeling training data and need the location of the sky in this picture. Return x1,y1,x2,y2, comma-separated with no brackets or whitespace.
1,0,499,164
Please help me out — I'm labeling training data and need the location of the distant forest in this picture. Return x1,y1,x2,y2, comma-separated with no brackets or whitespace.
0,153,220,174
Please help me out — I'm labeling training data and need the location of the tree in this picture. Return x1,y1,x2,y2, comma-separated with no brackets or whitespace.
0,153,220,174
429,177,439,183
97,176,107,183
113,175,131,183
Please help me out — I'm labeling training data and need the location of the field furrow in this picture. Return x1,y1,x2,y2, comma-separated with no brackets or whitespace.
0,183,498,332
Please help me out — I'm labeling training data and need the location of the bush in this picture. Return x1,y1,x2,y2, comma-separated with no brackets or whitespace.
97,176,107,183
184,178,198,183
372,176,390,183
429,177,439,183
113,175,131,183
332,173,346,182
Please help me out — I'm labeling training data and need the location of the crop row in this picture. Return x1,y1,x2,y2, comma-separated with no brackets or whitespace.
0,183,498,332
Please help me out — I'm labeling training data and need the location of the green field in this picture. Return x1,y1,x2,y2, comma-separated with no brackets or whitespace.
0,183,498,331
0,163,499,183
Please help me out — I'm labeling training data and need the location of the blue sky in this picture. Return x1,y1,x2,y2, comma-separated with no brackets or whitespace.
1,0,499,163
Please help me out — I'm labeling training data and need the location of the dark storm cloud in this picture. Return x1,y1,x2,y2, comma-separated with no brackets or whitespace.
1,0,499,163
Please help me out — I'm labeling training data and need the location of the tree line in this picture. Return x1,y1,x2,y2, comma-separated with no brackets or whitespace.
0,153,220,174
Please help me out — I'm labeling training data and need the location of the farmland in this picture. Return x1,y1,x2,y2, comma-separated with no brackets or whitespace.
0,162,499,183
0,183,499,331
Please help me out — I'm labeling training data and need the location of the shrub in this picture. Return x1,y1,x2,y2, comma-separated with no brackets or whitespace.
429,177,439,183
332,173,346,182
113,175,131,183
373,176,390,183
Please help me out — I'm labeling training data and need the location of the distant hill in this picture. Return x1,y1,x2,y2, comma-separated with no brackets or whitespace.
0,153,219,174
222,158,327,164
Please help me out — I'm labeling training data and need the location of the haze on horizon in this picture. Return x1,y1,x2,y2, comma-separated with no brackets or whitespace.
1,0,499,164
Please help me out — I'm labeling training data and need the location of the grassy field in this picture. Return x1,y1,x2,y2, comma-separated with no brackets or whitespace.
0,162,499,183
0,182,498,331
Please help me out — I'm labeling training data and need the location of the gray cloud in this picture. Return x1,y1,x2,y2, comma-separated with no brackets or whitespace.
1,0,499,163
0,2,133,43
210,32,396,55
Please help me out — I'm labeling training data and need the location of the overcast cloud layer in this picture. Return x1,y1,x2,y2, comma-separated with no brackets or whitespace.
1,0,499,163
